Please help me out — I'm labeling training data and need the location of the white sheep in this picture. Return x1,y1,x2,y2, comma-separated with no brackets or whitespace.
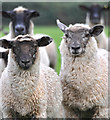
0,34,64,118
1,6,57,69
79,4,109,50
57,20,108,118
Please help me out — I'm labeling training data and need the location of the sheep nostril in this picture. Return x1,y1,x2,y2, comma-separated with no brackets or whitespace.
20,27,24,32
15,26,25,32
21,60,30,64
71,46,80,50
76,46,80,50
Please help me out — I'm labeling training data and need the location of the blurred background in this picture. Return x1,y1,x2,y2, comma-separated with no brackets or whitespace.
1,2,109,74
2,2,109,26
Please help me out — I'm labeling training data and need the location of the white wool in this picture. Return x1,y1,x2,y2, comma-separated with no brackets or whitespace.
60,23,108,118
39,47,50,67
86,12,108,50
13,6,28,12
70,23,90,29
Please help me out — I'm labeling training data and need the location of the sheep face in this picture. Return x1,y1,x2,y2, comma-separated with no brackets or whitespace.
0,35,53,70
79,4,109,24
57,20,103,56
63,28,90,56
12,40,37,70
2,6,40,36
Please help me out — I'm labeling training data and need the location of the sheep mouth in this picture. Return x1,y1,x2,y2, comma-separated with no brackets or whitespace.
69,48,84,56
15,31,26,37
71,52,82,57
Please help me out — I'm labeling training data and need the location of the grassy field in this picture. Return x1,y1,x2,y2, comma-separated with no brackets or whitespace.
0,25,109,74
0,26,64,74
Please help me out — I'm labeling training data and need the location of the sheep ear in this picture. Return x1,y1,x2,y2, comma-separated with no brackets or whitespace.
29,10,40,18
102,5,110,11
56,19,67,33
79,5,90,11
89,25,104,37
1,11,12,18
37,36,53,47
0,39,13,49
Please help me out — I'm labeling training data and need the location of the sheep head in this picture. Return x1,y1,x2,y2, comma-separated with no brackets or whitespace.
2,6,40,36
79,4,109,24
0,35,53,70
57,19,103,56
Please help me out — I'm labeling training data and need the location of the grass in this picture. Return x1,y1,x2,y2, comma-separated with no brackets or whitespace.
0,25,109,74
0,26,63,75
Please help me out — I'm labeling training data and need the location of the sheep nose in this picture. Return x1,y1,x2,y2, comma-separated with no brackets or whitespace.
15,25,25,33
71,45,80,50
21,59,30,64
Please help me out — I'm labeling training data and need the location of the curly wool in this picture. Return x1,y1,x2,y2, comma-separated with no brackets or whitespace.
60,24,108,118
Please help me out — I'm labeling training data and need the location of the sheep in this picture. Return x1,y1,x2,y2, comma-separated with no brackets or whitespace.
1,6,57,69
0,34,65,119
79,4,109,50
57,19,108,119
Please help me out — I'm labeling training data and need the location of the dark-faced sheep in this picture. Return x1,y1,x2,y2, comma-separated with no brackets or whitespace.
0,34,64,119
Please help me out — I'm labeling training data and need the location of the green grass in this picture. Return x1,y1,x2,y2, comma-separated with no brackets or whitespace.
0,26,63,75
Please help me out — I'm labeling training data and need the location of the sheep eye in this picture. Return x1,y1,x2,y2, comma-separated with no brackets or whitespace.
65,34,69,38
